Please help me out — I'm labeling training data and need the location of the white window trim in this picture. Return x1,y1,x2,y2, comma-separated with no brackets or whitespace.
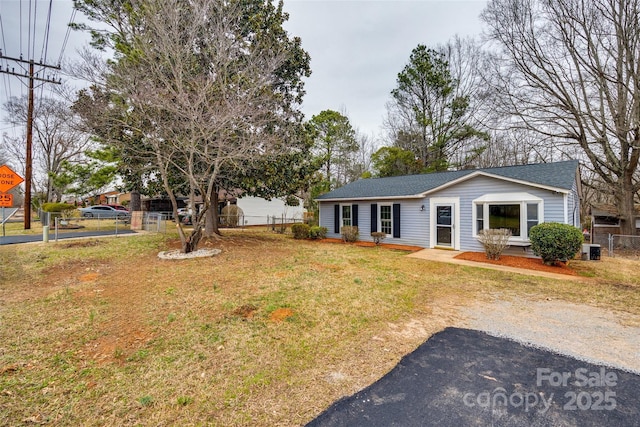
472,193,544,243
378,203,393,236
340,204,352,228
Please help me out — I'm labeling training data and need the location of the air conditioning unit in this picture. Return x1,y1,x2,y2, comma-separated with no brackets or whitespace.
582,244,601,261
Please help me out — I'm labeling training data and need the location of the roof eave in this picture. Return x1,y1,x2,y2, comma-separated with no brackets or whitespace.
418,171,572,197
316,194,424,202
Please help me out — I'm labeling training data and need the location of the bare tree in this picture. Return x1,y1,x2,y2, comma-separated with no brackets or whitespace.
482,0,640,235
3,96,91,202
349,130,378,178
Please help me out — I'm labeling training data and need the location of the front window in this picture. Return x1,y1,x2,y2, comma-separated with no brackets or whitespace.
380,205,392,235
489,204,521,236
475,203,484,233
527,203,538,236
474,194,543,240
342,205,351,227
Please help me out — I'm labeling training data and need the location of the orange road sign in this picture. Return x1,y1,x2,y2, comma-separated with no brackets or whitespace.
0,193,12,207
0,164,24,193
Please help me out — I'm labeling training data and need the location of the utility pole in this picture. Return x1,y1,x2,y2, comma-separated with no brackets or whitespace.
0,52,61,229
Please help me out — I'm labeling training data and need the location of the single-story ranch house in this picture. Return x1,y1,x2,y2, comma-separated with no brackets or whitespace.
316,160,581,256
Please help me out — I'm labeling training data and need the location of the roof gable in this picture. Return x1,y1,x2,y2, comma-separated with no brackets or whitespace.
316,160,580,201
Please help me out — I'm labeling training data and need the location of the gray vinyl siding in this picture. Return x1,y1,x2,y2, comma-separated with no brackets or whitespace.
318,173,577,252
319,199,429,247
429,175,568,253
568,180,580,228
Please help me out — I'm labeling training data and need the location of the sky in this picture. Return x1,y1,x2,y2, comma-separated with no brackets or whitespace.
0,0,488,143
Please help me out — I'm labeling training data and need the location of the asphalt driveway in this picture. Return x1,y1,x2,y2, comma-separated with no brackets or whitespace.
0,229,136,245
307,328,640,427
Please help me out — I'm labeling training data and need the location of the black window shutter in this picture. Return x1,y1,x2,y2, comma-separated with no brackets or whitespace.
370,204,378,233
334,204,340,234
393,203,401,238
352,204,359,227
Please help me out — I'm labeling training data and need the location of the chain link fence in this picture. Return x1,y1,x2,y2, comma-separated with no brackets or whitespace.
608,234,640,258
50,214,133,241
267,215,304,233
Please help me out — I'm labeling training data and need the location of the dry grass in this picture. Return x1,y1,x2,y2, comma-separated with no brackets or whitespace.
0,230,639,426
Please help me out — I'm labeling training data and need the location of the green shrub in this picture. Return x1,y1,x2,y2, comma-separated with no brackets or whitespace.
309,226,327,240
291,223,310,239
529,222,583,265
341,226,359,243
42,202,75,213
42,202,76,220
371,232,386,245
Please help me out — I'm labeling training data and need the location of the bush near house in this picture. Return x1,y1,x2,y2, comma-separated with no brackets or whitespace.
341,226,359,243
477,229,512,260
309,226,327,240
371,232,386,245
529,223,583,265
291,223,310,239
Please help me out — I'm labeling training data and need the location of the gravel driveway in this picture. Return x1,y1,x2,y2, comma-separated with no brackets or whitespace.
458,298,640,374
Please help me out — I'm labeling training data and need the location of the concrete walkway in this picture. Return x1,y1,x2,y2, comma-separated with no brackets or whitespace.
407,249,583,281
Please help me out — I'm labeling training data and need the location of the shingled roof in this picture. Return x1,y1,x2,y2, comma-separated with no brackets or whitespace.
316,160,580,201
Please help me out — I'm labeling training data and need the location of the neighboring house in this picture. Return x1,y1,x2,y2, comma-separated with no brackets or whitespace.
590,204,640,246
230,196,305,226
105,191,131,206
316,160,581,256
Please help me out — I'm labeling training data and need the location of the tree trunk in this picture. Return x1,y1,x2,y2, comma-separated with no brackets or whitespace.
617,177,637,237
130,190,142,211
204,184,221,237
181,223,203,253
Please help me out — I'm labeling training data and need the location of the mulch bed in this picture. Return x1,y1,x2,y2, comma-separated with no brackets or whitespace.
319,238,424,252
455,251,578,276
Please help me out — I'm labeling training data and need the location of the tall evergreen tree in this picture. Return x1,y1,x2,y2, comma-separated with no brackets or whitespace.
309,109,358,190
386,44,487,171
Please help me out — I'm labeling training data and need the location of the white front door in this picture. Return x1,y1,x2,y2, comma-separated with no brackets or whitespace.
430,197,460,249
436,204,454,247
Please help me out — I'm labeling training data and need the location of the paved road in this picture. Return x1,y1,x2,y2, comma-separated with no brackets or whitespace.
0,229,137,245
307,328,640,427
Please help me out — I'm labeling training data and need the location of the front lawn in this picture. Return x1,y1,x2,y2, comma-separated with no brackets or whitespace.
0,230,638,425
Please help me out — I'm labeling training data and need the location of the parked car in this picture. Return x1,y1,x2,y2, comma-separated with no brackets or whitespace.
79,205,131,219
107,204,129,212
177,208,193,225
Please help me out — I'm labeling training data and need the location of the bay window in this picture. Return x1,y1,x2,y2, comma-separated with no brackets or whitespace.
473,193,543,241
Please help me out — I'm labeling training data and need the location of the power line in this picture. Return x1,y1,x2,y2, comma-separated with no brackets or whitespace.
0,10,12,101
59,7,76,64
41,0,54,63
1,0,63,231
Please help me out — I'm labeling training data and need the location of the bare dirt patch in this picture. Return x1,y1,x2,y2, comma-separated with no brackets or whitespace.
455,251,578,276
232,304,259,319
79,272,100,282
269,307,294,322
60,240,103,249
